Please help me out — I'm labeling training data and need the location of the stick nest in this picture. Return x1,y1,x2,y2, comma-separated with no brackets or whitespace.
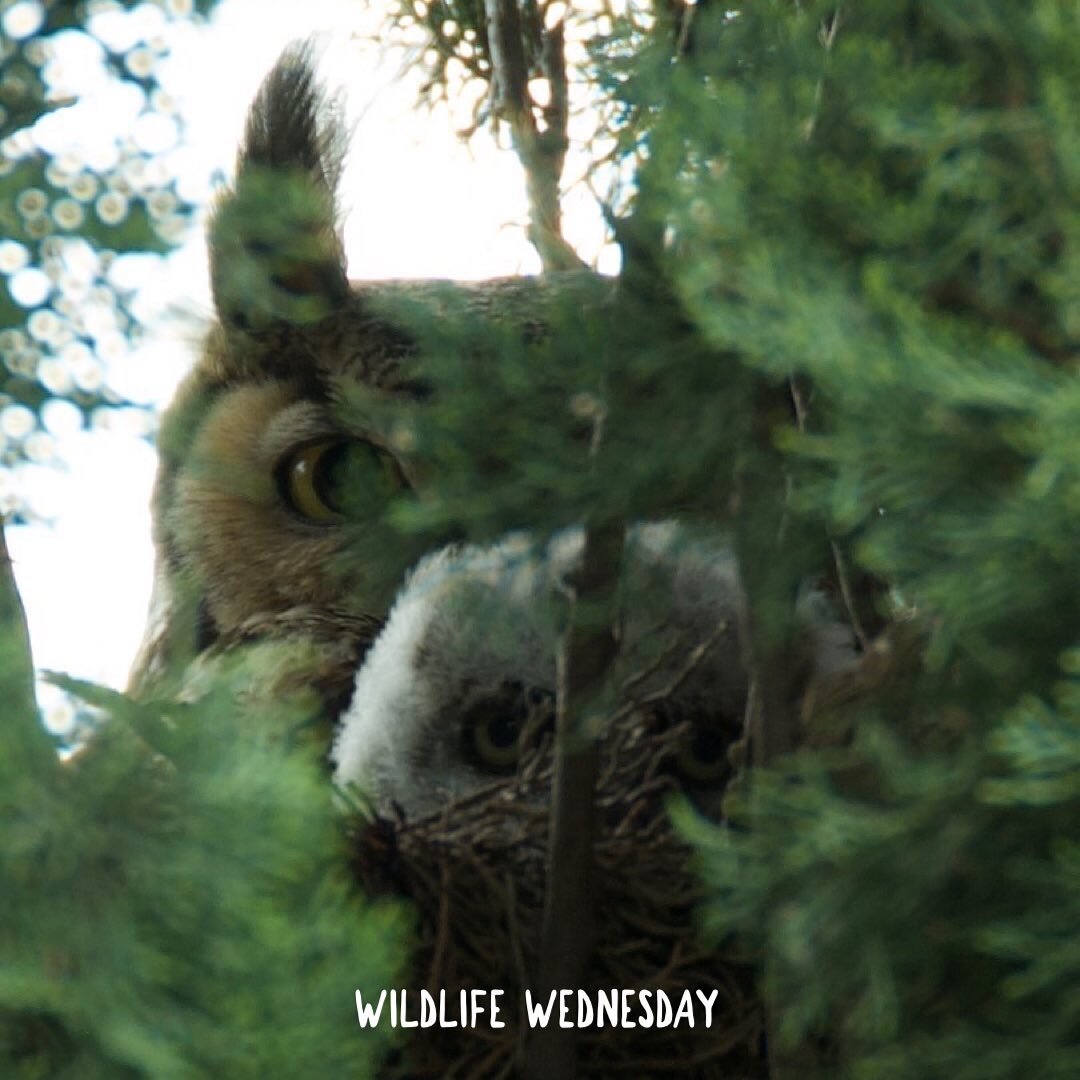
350,705,766,1078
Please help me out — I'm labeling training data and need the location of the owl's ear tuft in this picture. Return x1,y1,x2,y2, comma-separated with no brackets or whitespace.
209,42,350,331
239,41,346,194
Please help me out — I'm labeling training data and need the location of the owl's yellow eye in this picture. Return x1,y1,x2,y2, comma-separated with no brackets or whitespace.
278,438,405,524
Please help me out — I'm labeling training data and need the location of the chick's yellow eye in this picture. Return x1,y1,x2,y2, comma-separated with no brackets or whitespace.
278,438,404,524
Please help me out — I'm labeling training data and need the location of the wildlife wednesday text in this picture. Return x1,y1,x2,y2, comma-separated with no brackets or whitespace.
354,988,721,1029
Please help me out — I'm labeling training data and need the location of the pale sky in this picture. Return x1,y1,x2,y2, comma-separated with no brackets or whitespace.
8,0,613,734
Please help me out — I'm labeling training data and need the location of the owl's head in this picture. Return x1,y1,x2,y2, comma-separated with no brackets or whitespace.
332,523,753,820
130,46,559,712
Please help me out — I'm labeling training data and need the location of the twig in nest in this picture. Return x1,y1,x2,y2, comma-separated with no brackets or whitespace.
612,627,726,728
425,859,453,992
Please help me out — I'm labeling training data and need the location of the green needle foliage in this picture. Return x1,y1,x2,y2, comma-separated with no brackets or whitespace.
622,1,1080,1075
0,640,405,1078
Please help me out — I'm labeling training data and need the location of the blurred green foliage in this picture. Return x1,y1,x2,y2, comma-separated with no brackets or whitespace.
0,646,404,1078
637,2,1078,1075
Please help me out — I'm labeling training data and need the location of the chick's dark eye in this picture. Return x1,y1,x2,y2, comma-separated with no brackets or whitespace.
461,699,524,774
460,682,553,774
277,438,405,524
672,721,731,788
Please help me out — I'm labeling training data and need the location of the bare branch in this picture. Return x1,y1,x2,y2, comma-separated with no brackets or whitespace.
484,0,532,120
483,0,583,269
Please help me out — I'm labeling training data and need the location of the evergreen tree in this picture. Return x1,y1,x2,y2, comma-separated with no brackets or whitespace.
2,15,407,1076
